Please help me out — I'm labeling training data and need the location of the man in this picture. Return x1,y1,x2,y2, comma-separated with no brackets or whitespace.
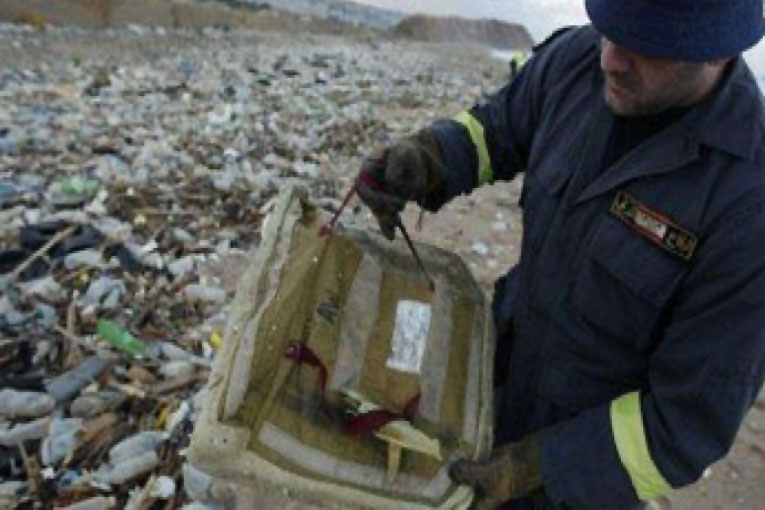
356,1,765,509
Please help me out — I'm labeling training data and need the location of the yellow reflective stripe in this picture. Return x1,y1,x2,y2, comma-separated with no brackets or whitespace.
453,111,493,185
611,392,672,501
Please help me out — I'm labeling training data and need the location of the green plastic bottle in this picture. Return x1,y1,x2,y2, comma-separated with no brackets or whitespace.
97,319,149,357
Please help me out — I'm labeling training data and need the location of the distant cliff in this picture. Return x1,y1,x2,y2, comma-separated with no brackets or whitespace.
393,14,534,50
0,0,264,28
236,0,404,29
0,0,368,33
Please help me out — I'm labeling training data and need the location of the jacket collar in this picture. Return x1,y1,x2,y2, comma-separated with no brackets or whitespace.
574,55,764,204
697,57,764,160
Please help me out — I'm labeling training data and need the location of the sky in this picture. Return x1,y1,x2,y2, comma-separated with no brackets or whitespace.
355,0,765,81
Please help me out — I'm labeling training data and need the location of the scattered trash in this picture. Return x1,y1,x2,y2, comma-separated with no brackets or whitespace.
96,320,150,358
0,389,55,419
0,417,51,447
40,418,83,466
58,496,115,510
183,285,226,305
109,431,167,465
0,15,505,509
208,332,223,351
46,356,113,403
70,391,126,419
100,450,161,485
182,463,214,503
149,475,177,499
470,241,490,256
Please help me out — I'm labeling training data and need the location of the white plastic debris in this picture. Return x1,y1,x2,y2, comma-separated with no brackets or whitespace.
41,418,83,466
168,255,197,278
182,463,214,502
58,496,115,510
109,431,166,465
80,276,126,310
181,503,223,510
172,227,195,244
64,249,107,271
104,450,160,484
470,241,490,256
70,391,125,419
125,241,164,270
160,360,196,379
183,284,226,304
19,276,66,302
166,401,192,433
491,221,508,232
149,475,176,499
46,356,112,403
0,389,55,419
157,341,211,367
191,386,211,413
0,417,51,447
0,481,26,496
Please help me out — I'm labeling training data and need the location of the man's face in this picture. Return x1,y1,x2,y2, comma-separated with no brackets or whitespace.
600,37,717,116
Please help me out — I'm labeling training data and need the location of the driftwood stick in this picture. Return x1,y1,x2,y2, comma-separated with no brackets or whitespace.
9,225,77,282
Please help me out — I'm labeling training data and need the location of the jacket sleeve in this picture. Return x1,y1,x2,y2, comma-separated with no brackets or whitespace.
540,189,765,507
425,29,575,205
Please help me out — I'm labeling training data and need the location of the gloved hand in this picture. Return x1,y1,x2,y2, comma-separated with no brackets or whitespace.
356,130,447,240
449,434,542,510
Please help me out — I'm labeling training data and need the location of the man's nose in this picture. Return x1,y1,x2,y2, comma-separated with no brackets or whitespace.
601,38,632,74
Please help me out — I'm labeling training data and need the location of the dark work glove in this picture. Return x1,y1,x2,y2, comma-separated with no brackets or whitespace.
356,130,447,240
450,434,542,510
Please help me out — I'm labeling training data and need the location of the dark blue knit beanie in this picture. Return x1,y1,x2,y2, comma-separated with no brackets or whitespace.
586,0,765,61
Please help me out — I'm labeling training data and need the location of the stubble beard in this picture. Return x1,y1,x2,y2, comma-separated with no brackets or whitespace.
604,63,706,117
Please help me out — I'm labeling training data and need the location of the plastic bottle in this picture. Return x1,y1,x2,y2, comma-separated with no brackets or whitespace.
0,417,50,447
106,450,160,484
46,356,111,403
41,418,83,466
109,431,166,464
0,389,55,419
182,463,214,503
96,320,149,357
58,496,115,510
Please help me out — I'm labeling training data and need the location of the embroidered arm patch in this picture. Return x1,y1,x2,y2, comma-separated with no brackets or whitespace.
610,191,698,261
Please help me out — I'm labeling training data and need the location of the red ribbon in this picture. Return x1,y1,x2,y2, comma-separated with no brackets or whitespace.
284,341,421,436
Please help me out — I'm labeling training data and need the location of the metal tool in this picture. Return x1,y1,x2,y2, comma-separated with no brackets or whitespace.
321,175,435,291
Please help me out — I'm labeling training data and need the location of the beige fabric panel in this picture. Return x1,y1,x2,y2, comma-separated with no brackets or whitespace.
258,422,452,502
461,306,485,444
330,254,383,392
418,276,454,423
223,189,304,419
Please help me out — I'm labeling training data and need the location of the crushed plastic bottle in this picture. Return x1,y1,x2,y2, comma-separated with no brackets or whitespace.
46,356,112,403
182,463,214,503
159,361,196,379
0,417,51,447
183,284,226,305
149,475,176,499
70,391,126,419
58,496,115,510
49,177,100,208
104,450,160,484
41,418,83,466
0,389,55,418
109,431,166,464
96,320,150,357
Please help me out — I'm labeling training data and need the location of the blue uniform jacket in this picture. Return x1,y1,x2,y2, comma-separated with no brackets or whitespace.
428,26,765,508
